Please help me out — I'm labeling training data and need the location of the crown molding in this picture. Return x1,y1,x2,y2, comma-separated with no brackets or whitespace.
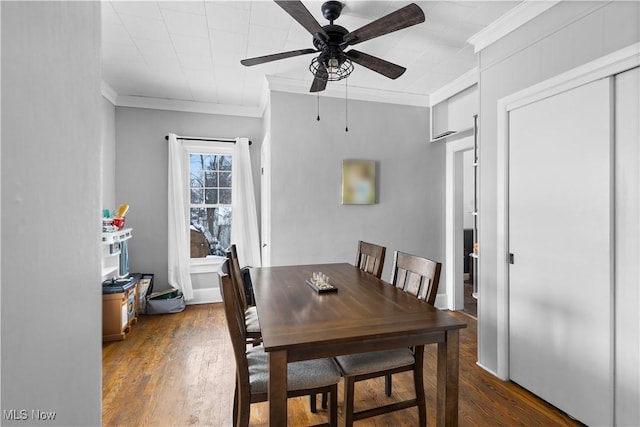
102,90,263,118
265,75,429,108
100,73,427,118
101,81,118,105
115,96,264,118
467,0,561,53
429,67,478,107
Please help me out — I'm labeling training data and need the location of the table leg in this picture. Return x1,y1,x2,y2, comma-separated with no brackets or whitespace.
437,329,460,427
268,350,287,426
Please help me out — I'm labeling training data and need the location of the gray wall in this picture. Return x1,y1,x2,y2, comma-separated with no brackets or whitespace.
1,2,102,425
102,96,116,210
477,0,640,372
114,107,263,289
268,90,444,284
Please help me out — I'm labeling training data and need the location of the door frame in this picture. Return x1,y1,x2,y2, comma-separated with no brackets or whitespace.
495,42,640,380
445,138,474,311
260,133,271,267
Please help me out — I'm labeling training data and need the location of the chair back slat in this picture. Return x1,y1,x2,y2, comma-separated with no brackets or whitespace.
355,241,386,279
417,262,441,304
395,269,407,290
390,251,442,305
404,272,422,297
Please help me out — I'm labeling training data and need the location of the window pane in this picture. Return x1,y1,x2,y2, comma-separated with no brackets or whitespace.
219,189,232,204
190,207,205,223
220,155,232,171
204,155,218,171
205,189,217,204
190,154,204,171
205,171,217,187
190,188,204,204
190,207,232,257
219,171,232,187
190,208,206,242
213,207,232,255
190,208,209,258
190,169,204,188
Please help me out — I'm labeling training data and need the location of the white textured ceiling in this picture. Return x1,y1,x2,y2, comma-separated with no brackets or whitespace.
102,0,521,109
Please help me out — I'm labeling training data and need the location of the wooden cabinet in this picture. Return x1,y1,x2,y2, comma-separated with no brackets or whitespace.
102,277,138,342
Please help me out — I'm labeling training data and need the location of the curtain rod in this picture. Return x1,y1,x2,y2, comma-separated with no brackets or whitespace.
164,135,252,145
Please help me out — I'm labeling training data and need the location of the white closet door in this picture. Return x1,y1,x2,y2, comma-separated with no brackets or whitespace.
508,78,612,426
614,66,640,426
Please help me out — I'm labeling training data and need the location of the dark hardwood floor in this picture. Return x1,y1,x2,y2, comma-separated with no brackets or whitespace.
103,304,581,426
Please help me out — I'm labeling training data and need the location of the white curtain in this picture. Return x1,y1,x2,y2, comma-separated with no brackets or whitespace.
231,138,262,268
167,133,194,300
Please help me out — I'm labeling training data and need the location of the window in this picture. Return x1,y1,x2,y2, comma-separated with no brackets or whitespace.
188,152,232,258
168,134,259,297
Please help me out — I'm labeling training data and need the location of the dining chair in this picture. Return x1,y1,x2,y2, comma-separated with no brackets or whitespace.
228,248,332,415
311,240,387,412
355,240,386,279
334,344,426,426
228,244,261,346
219,260,341,427
380,250,442,398
333,252,442,427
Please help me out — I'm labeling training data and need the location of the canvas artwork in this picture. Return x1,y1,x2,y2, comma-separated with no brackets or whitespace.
342,160,376,204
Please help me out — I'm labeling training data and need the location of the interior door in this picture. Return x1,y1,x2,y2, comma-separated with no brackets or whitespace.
508,78,613,426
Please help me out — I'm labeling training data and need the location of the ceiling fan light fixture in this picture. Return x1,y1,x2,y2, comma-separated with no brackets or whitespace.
243,1,425,93
309,56,354,82
328,57,339,72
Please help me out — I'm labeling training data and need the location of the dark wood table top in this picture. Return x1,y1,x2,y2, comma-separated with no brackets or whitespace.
251,263,467,354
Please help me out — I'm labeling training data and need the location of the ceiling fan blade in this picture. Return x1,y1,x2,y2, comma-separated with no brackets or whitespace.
343,3,425,46
310,64,328,92
274,0,329,41
241,48,318,66
346,50,406,79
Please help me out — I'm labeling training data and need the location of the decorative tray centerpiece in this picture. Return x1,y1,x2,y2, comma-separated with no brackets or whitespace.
305,272,338,294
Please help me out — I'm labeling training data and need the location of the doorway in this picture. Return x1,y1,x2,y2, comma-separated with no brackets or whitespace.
461,149,477,317
445,136,475,313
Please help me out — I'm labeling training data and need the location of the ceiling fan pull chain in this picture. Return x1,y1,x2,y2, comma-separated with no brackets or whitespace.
317,93,321,121
345,78,349,132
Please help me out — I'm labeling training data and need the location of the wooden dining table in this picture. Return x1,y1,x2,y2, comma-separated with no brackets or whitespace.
250,263,467,426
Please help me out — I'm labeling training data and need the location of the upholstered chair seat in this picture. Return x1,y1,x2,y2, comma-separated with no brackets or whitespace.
334,348,414,376
247,345,341,394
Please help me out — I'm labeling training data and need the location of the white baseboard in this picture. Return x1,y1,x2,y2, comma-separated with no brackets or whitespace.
186,287,221,305
476,361,508,381
434,293,448,310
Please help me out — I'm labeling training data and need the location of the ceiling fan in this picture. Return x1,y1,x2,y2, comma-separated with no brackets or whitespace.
240,1,426,93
